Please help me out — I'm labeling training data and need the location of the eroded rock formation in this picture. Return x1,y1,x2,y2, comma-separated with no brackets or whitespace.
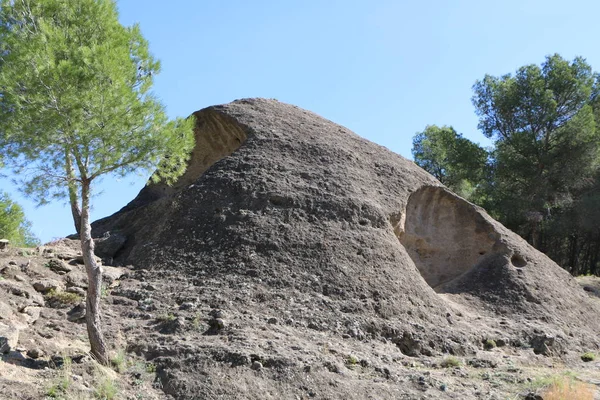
89,98,600,399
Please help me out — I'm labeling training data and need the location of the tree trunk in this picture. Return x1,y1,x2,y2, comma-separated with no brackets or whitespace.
66,150,82,235
80,180,108,365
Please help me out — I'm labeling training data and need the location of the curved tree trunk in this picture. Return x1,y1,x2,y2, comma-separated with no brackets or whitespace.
80,180,108,365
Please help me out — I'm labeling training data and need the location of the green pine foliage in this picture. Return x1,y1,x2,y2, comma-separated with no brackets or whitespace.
0,0,195,363
413,54,600,275
412,125,489,202
0,192,39,247
0,0,195,206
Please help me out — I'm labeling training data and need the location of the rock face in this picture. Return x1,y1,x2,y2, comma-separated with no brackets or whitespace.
91,98,600,399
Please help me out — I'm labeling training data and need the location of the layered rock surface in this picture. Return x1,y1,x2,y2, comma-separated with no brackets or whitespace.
85,98,600,398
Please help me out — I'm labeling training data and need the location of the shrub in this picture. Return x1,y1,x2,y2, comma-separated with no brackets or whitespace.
346,355,359,366
483,339,496,350
581,352,596,362
46,289,82,305
440,356,461,368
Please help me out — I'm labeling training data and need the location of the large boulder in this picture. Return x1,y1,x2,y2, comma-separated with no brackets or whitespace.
91,98,600,398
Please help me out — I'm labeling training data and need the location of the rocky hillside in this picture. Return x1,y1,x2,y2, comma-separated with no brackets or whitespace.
2,98,600,399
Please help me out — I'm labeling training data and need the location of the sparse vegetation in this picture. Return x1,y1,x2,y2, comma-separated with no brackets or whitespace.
94,376,119,400
346,355,359,366
46,356,72,399
540,375,594,400
110,349,127,373
46,289,82,305
156,313,176,323
440,356,461,368
146,363,157,374
191,313,203,330
581,352,596,362
483,339,497,350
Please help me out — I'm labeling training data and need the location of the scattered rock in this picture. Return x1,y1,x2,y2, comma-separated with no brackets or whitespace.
0,321,19,353
27,348,44,359
210,318,225,330
394,331,422,357
179,302,196,311
0,239,9,251
32,279,61,294
251,361,263,371
66,303,86,322
66,286,86,297
102,266,125,284
531,334,560,356
524,393,543,400
45,259,72,273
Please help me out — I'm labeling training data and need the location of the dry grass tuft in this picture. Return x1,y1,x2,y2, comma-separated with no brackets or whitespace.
542,376,594,400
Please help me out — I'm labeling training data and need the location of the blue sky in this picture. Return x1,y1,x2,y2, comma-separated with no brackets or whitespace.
2,0,600,243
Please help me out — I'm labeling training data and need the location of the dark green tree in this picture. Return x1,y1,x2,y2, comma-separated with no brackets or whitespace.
472,54,600,247
0,0,195,363
412,125,489,200
0,192,39,247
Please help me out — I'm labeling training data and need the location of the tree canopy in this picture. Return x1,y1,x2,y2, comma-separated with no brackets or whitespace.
472,54,599,218
413,54,600,275
0,192,39,247
0,0,195,363
412,125,488,201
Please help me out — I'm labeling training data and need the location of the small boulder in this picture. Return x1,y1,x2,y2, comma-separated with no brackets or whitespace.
20,306,41,324
0,322,19,353
531,334,562,356
0,300,14,320
65,271,88,289
27,348,44,359
103,266,125,284
46,259,72,273
67,303,86,322
33,279,62,294
251,361,263,371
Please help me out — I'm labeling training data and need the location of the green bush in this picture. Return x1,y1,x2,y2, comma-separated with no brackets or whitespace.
440,356,461,368
581,352,596,362
46,289,82,305
483,339,497,350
